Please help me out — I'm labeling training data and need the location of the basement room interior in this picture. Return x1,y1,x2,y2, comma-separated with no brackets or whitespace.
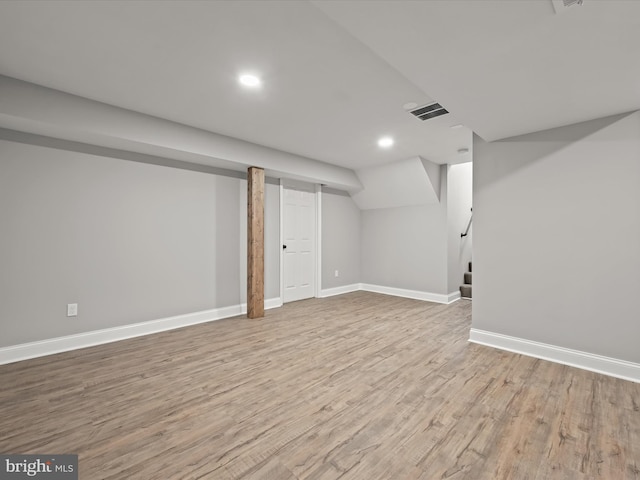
1,1,639,479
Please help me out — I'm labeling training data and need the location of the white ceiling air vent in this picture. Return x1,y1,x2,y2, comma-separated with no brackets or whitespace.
552,0,583,14
409,102,449,121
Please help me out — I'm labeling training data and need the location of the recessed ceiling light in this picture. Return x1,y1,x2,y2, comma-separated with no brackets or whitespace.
378,136,394,148
450,124,464,129
458,148,469,154
403,102,418,111
239,74,261,88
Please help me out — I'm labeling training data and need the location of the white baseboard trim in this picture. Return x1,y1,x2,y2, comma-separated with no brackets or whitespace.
469,328,640,384
319,284,361,298
241,297,283,312
265,297,283,310
319,283,457,304
360,283,456,304
0,297,282,366
446,291,461,303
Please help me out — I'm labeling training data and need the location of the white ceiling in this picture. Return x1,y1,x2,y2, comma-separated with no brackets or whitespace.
0,0,638,170
316,0,640,142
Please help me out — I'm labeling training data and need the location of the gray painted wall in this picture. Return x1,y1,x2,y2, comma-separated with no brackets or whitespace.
446,163,473,293
473,112,640,363
0,127,471,350
361,199,448,294
360,164,472,296
321,188,361,289
0,138,279,347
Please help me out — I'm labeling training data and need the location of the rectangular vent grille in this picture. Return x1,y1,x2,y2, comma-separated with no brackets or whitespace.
553,0,583,13
410,102,449,121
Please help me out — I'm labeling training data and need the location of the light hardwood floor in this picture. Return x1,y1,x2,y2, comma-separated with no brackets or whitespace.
1,292,639,479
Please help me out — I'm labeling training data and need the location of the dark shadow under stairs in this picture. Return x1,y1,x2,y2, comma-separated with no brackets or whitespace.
460,261,472,299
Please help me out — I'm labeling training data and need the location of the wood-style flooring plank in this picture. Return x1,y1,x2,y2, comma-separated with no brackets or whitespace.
1,292,639,479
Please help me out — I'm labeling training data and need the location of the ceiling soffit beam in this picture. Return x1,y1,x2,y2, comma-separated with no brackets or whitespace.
0,75,362,192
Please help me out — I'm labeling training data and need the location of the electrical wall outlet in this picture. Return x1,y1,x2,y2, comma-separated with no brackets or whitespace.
334,270,339,277
67,303,78,317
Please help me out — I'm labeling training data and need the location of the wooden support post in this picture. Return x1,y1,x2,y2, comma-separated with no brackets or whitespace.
247,167,265,319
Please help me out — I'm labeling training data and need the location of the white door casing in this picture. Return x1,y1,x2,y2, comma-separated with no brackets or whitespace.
282,185,316,303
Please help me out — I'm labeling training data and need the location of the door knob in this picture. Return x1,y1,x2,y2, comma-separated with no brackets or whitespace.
282,245,287,249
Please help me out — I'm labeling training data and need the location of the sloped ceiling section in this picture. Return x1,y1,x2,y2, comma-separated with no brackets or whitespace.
314,0,640,142
0,0,469,171
351,157,441,210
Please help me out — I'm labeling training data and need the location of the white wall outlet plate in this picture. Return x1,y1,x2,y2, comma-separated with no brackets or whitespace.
67,303,78,317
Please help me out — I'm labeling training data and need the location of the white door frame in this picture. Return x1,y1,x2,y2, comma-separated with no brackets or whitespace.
315,183,322,299
279,179,322,303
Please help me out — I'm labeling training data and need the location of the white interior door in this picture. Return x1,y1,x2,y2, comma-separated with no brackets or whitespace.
283,186,316,303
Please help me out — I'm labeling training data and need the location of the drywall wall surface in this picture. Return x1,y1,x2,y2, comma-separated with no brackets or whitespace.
472,112,640,363
361,201,448,295
263,183,281,300
0,139,276,347
322,188,361,289
446,162,473,293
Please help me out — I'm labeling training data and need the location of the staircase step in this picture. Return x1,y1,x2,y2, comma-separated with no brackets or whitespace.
460,284,472,299
464,272,472,284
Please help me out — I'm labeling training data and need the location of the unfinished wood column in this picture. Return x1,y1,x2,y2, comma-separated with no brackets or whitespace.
247,167,265,319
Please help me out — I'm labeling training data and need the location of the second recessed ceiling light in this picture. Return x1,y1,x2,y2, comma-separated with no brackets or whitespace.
239,74,261,88
378,136,394,148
